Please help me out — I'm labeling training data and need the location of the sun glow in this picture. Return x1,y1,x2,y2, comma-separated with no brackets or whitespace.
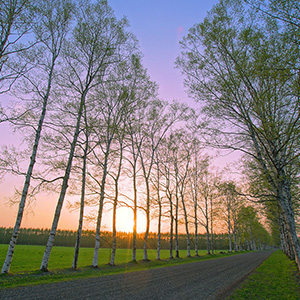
116,207,147,233
116,207,134,233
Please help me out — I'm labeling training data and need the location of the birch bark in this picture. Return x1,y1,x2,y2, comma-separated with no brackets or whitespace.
210,195,214,254
175,172,180,259
72,120,89,269
169,193,174,259
1,0,71,274
41,0,132,271
176,0,300,268
0,0,35,93
92,148,110,267
227,204,232,252
155,153,162,260
40,90,86,271
164,167,174,259
110,142,123,266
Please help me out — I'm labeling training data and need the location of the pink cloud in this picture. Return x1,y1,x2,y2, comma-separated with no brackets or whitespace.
178,26,184,35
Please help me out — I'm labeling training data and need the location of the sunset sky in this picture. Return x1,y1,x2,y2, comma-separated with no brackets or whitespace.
0,0,223,232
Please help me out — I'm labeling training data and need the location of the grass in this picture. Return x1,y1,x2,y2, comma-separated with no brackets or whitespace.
0,244,239,289
228,250,300,300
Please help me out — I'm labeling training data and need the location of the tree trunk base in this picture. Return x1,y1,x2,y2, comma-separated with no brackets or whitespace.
40,267,49,273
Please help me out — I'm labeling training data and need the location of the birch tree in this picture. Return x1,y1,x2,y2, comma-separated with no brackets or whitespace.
218,181,239,252
125,116,143,262
109,137,124,266
40,0,132,271
0,0,35,94
177,0,300,268
1,0,72,274
188,144,208,256
172,131,193,257
123,67,157,262
192,157,214,255
107,58,146,267
72,106,90,270
151,148,166,260
159,138,176,259
91,57,140,268
139,101,189,260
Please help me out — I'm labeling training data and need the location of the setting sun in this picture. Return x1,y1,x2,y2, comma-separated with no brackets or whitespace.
115,207,147,233
116,207,133,233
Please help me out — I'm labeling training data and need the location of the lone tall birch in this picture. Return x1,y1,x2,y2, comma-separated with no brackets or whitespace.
1,0,72,274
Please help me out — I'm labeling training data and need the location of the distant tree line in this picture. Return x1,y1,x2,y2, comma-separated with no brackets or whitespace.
0,227,270,251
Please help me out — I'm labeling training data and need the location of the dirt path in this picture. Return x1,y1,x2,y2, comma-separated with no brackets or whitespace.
0,251,273,300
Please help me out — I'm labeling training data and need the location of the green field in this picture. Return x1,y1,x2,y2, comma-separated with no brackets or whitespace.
0,244,219,273
0,244,234,288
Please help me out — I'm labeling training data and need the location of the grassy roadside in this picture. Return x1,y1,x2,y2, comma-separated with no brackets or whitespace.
0,244,241,289
227,250,300,300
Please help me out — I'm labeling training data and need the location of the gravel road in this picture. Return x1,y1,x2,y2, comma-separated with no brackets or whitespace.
0,251,273,300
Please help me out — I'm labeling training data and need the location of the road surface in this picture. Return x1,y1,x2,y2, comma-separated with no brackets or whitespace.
0,251,273,300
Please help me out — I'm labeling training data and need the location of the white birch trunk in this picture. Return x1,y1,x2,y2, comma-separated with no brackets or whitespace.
210,196,214,254
156,160,161,260
92,155,108,267
234,231,238,252
193,153,199,257
40,92,85,272
250,127,300,265
205,225,210,255
143,174,150,261
205,198,210,255
92,135,114,267
228,205,232,252
280,198,300,267
110,195,117,266
72,131,88,269
1,56,56,274
238,231,242,251
92,205,103,267
169,193,174,259
181,192,191,257
194,202,199,256
246,238,250,251
175,192,179,258
110,144,123,266
132,164,138,262
157,202,161,260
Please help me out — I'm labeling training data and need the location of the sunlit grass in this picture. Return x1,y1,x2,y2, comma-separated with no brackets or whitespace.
0,244,217,273
228,250,300,300
0,244,234,288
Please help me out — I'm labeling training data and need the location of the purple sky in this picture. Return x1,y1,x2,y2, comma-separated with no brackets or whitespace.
109,0,219,105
